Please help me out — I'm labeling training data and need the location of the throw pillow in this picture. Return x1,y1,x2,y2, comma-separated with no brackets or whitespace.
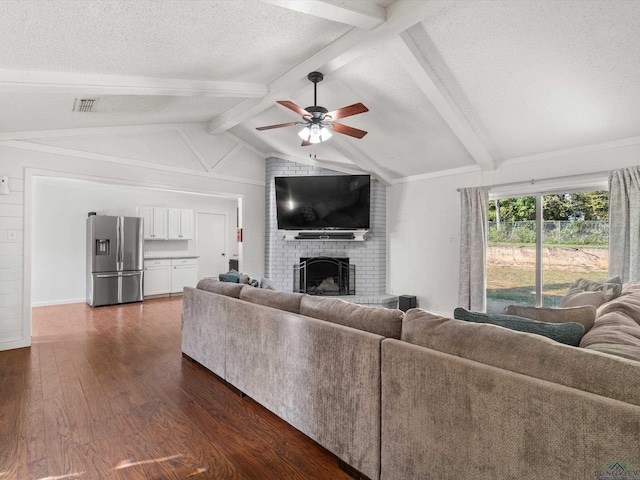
502,304,596,332
559,277,622,308
559,289,608,308
260,278,279,290
218,269,241,283
453,308,585,346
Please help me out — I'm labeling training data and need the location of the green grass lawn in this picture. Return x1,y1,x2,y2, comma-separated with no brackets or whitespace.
487,266,608,307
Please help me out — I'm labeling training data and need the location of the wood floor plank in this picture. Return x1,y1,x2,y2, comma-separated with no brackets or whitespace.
0,298,354,479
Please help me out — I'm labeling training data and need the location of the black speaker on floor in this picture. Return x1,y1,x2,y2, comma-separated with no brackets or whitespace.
398,295,417,312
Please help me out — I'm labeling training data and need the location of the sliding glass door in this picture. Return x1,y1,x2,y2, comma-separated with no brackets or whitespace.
541,191,609,307
487,190,608,313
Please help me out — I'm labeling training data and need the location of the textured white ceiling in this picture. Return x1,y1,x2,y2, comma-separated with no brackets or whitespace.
412,0,640,161
0,0,639,182
0,0,351,83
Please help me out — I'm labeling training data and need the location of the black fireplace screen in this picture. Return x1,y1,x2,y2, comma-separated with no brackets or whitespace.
294,257,355,295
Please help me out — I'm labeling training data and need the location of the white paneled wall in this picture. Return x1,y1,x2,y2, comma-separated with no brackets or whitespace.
265,158,387,297
0,165,25,345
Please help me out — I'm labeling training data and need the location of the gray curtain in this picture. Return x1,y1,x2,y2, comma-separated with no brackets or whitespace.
609,167,640,282
458,187,489,311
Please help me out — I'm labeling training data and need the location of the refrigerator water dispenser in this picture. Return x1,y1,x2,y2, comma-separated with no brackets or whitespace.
96,239,110,255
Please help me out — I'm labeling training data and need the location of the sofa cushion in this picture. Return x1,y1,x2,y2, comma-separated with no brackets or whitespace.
582,342,640,362
300,296,403,339
196,278,245,298
579,282,640,362
502,304,596,333
559,277,622,308
401,308,640,406
453,308,585,346
595,281,640,321
238,287,304,314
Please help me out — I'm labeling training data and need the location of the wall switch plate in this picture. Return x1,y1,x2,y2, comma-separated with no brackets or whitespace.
7,230,17,241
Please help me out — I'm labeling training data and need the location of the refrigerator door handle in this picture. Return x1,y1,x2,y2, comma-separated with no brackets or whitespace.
96,272,140,278
116,216,123,271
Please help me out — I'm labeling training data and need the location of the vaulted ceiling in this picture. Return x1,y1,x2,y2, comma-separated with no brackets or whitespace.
1,0,639,186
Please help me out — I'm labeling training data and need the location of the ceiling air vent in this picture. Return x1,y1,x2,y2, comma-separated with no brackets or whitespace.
73,98,97,112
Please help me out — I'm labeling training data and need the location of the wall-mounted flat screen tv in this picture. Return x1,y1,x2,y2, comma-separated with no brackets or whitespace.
275,175,370,230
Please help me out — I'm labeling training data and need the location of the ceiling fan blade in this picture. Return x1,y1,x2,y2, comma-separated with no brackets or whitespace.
256,122,299,131
277,100,311,117
301,139,312,147
326,103,368,121
332,123,368,139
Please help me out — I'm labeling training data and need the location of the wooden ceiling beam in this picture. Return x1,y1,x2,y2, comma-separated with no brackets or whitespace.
262,0,386,30
207,0,456,135
0,69,267,98
388,32,496,171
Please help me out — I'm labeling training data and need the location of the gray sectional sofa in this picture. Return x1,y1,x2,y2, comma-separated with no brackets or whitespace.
182,278,640,480
182,279,403,480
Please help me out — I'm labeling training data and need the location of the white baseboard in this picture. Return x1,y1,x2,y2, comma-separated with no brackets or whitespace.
31,298,85,307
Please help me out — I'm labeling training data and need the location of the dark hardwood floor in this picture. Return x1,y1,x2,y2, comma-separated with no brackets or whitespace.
0,297,353,479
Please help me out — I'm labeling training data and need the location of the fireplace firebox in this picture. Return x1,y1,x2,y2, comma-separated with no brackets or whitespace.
294,257,355,295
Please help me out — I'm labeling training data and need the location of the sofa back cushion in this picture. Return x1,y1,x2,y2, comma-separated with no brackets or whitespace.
401,308,640,407
238,287,305,314
300,296,403,339
196,278,245,298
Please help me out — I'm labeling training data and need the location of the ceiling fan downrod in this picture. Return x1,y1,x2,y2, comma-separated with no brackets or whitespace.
305,72,328,119
308,71,323,107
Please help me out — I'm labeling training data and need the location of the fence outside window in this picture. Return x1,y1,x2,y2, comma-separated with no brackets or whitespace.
488,220,609,246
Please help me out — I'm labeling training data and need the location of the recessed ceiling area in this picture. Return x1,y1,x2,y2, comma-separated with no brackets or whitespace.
0,0,638,185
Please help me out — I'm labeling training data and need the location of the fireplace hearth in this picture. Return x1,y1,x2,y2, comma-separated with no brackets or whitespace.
294,257,355,295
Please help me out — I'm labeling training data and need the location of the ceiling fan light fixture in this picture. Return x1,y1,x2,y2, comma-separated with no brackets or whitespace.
300,124,332,144
319,126,332,142
297,126,311,140
308,124,322,143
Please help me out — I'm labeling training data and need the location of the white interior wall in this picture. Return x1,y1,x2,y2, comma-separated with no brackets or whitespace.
387,143,640,316
0,141,265,352
32,176,239,306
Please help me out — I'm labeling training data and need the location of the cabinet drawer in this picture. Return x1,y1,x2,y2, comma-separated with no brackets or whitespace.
144,259,171,267
171,258,197,266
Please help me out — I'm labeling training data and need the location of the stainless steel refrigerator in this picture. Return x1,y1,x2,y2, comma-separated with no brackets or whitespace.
86,215,144,307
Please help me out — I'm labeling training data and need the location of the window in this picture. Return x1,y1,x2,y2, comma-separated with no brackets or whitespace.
486,189,609,313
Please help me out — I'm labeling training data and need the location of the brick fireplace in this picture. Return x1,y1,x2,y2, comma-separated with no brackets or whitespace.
264,157,397,308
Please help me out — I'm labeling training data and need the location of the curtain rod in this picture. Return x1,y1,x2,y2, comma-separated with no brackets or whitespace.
456,169,612,192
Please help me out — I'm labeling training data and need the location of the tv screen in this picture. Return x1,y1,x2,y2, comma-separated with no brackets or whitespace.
275,175,370,230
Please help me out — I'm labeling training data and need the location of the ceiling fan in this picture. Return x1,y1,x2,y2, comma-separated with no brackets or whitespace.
256,71,368,146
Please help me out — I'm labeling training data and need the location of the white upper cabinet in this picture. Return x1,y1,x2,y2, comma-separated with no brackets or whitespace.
138,206,168,240
168,208,193,240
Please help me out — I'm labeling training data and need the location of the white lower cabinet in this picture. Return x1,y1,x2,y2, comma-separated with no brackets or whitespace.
143,259,172,296
144,258,198,296
171,258,198,293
